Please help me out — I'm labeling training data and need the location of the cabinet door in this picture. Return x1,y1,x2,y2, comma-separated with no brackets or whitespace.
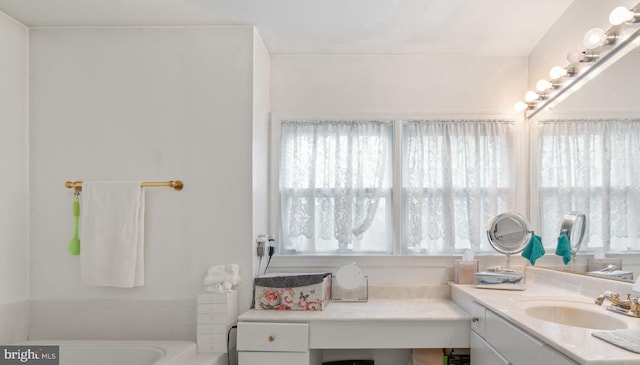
485,310,579,365
239,351,310,365
470,331,510,365
542,345,579,365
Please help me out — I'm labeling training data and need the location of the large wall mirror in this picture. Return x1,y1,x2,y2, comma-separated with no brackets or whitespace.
529,18,640,282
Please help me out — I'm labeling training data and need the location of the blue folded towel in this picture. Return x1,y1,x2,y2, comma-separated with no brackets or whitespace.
555,233,572,265
521,234,545,265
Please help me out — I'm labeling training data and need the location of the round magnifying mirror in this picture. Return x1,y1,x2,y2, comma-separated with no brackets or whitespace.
560,212,586,254
487,212,533,256
335,262,365,290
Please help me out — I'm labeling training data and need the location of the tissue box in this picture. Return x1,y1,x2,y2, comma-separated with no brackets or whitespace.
254,273,331,311
454,260,479,284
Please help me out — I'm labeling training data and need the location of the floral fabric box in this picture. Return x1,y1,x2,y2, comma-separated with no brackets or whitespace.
254,273,332,310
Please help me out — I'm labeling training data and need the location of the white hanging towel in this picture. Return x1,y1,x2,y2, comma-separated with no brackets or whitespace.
80,181,145,287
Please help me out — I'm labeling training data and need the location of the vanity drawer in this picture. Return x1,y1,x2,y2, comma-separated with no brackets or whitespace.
239,351,311,365
450,287,486,337
197,313,229,324
469,301,486,337
198,293,234,304
237,322,309,352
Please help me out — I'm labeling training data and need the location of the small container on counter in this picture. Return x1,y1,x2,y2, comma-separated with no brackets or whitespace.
454,260,479,284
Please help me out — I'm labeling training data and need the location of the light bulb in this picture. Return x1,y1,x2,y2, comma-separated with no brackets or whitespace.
583,28,607,49
524,91,539,103
610,6,635,25
566,51,584,63
536,79,552,92
549,66,567,80
567,50,599,63
514,101,528,112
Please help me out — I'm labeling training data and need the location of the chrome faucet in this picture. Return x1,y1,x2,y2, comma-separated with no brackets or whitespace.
595,291,640,317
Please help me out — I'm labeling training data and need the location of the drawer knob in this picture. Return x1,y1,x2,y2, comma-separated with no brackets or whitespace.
268,335,276,342
471,317,479,323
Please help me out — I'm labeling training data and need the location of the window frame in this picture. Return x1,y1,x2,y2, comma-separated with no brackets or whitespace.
270,113,527,256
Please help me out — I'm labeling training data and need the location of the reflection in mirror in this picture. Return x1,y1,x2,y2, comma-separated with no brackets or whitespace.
587,258,633,281
531,37,640,283
559,212,586,261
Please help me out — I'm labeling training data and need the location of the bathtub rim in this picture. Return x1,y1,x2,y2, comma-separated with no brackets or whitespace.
17,340,198,365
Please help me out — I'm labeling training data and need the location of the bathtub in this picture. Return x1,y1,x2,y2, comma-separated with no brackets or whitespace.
18,340,225,365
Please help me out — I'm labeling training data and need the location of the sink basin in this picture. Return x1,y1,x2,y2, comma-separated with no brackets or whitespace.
515,299,629,330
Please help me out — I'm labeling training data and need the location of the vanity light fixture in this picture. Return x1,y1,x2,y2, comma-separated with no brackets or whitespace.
567,50,599,63
513,101,529,112
609,6,640,26
536,79,552,92
513,1,640,115
549,65,568,80
583,27,616,50
524,90,540,103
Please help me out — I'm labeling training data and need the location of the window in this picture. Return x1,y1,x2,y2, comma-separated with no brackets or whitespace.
538,119,640,251
402,120,516,253
279,121,393,254
275,118,517,255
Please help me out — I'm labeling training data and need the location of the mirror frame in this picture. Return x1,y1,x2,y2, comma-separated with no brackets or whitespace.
487,212,533,256
559,212,586,258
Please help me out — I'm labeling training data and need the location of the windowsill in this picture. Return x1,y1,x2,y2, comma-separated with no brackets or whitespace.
261,253,640,287
268,253,512,269
267,252,640,270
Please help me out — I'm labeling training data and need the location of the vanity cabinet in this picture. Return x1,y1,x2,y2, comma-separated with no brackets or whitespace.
470,331,509,365
237,299,469,365
485,310,577,365
237,322,322,365
452,289,577,365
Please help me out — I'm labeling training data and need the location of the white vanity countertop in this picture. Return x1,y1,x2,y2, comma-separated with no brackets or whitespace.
451,280,640,364
238,298,470,322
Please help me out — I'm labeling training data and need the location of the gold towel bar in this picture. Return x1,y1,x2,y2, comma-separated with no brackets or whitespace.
65,180,184,191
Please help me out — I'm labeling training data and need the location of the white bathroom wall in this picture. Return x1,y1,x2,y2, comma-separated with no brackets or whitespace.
251,29,270,278
0,10,28,306
270,55,526,115
29,298,196,341
28,27,258,313
0,10,29,344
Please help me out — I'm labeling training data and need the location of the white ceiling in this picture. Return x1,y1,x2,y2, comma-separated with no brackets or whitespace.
0,0,575,55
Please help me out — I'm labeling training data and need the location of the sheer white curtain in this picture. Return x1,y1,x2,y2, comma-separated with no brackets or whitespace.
538,119,640,251
403,120,516,253
279,121,392,254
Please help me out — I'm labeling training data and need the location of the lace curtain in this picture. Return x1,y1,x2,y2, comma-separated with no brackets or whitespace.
403,120,516,253
538,119,640,251
279,121,392,253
